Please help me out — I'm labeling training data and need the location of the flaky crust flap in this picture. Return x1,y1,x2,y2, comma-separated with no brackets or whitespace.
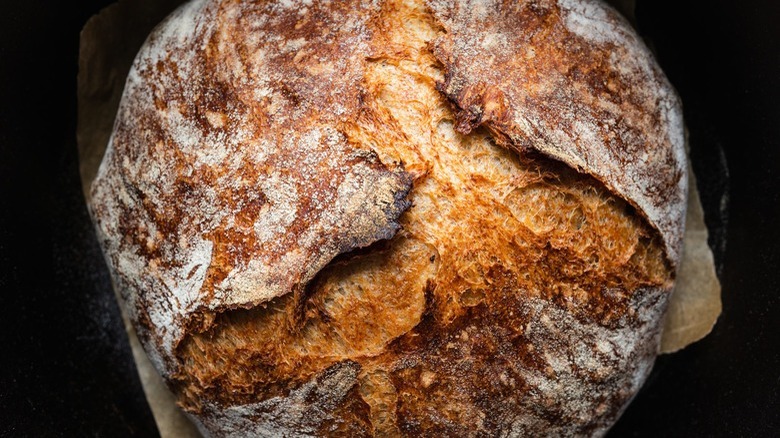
429,0,687,266
90,0,412,375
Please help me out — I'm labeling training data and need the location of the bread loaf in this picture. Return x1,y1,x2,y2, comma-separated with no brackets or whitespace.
89,0,687,436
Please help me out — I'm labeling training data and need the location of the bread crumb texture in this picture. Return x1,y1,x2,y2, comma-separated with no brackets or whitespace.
90,0,686,436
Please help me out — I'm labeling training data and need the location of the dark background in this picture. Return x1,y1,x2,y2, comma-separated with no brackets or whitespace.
0,0,777,436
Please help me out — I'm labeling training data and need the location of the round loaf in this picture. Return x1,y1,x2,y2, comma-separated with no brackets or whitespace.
90,0,687,436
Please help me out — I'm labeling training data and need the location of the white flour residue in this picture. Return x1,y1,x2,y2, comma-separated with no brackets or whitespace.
558,0,618,44
191,361,360,437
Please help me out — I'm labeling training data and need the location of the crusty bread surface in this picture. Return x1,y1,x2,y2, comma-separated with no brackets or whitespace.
90,0,686,436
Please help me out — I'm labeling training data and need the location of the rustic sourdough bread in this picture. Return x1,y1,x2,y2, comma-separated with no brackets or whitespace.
90,0,687,436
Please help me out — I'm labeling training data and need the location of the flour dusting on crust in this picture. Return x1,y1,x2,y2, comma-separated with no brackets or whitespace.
428,0,687,265
90,0,412,377
191,362,362,438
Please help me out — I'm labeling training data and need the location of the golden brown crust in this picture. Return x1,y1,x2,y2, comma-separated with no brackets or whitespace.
90,0,687,436
90,0,412,376
428,0,687,266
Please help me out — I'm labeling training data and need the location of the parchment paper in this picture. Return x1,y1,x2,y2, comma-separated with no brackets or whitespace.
660,160,722,352
77,1,721,435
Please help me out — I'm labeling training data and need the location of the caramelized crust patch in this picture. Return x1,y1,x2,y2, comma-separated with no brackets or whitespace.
177,236,437,409
427,0,687,265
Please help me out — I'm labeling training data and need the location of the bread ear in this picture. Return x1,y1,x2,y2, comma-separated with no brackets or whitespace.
429,0,687,267
90,0,412,378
